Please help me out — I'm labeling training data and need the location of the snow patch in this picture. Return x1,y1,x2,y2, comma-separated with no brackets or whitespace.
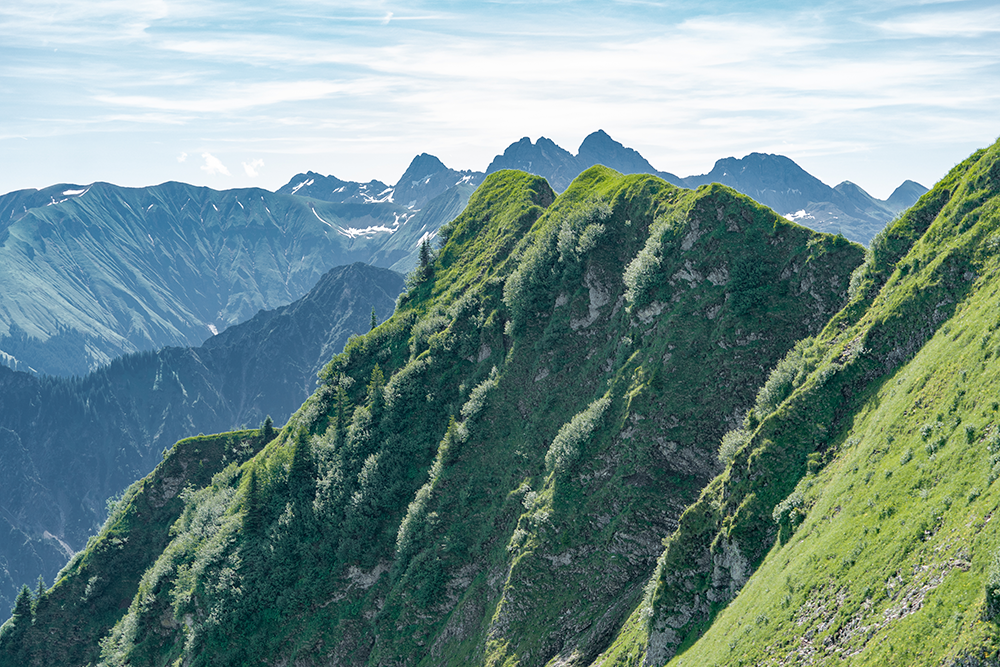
290,178,315,195
362,187,395,204
311,206,337,230
785,210,814,222
236,199,244,209
455,175,474,186
414,230,437,249
62,187,89,196
208,324,219,336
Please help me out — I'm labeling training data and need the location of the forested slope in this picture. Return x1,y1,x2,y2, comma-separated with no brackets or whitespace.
0,166,863,666
0,263,402,617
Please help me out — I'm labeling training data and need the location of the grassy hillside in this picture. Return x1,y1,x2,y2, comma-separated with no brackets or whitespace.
0,263,402,618
0,428,272,667
594,138,1000,666
4,166,864,667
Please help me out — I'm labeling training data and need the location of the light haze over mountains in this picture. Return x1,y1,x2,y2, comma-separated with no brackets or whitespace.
0,131,923,377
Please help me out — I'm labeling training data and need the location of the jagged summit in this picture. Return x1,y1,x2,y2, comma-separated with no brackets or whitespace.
886,178,930,211
395,153,449,184
484,135,579,190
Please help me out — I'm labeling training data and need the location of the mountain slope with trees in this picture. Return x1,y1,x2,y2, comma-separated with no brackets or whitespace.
0,166,863,666
594,135,1000,666
0,263,402,618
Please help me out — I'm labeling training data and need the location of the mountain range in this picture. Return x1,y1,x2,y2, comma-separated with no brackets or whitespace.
0,262,402,616
0,160,867,665
2,131,997,664
0,170,454,376
488,131,924,244
0,129,940,664
1,131,923,378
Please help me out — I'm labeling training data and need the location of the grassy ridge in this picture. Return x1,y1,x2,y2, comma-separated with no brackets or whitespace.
4,167,863,667
593,137,1000,666
0,429,270,667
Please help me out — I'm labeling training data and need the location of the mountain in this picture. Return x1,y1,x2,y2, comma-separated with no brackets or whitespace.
682,153,928,245
0,429,272,667
0,165,864,666
0,156,467,377
485,132,926,247
485,130,682,191
594,137,1000,665
0,262,403,617
277,153,482,213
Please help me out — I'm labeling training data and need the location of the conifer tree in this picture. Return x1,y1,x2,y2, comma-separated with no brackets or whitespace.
243,465,264,535
370,306,377,331
419,239,431,270
261,415,275,442
334,386,349,449
11,584,32,620
367,364,385,419
34,575,46,600
288,429,317,507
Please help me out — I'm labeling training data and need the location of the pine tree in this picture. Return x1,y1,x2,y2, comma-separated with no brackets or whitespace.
11,584,32,620
370,306,377,331
34,575,46,600
334,386,349,449
243,465,264,535
261,415,275,442
288,429,317,507
367,364,385,419
419,239,431,270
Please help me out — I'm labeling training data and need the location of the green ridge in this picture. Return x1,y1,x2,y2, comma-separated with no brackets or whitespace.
6,165,864,666
595,137,1000,666
0,429,271,667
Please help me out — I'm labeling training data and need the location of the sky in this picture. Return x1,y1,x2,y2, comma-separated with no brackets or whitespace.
1,1,998,200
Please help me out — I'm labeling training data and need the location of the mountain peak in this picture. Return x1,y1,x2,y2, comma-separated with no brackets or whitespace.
885,178,929,212
577,130,659,176
396,153,448,185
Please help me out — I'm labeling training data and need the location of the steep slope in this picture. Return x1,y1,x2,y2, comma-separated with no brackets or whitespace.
683,153,927,245
0,428,272,667
0,263,402,616
8,167,863,666
594,137,1000,666
0,180,416,376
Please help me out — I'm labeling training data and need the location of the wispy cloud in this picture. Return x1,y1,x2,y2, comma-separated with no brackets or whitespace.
242,158,264,177
200,153,230,176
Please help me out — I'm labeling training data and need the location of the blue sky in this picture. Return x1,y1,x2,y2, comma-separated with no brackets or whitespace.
1,0,998,199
